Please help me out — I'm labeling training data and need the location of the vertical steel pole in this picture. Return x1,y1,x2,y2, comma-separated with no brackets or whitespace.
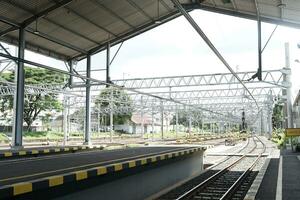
151,105,154,141
160,100,164,139
67,98,70,139
257,19,262,81
12,28,25,147
260,110,264,135
175,105,178,138
63,96,68,146
110,89,113,142
284,43,293,128
188,115,192,137
97,107,100,133
68,60,73,87
140,96,144,136
85,54,91,145
106,42,110,85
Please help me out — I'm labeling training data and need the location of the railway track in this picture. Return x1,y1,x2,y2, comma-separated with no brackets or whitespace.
157,136,266,200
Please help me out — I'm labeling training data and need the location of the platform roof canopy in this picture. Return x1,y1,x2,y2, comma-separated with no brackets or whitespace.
0,0,300,62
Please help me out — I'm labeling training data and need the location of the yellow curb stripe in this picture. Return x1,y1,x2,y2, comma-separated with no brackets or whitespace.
31,150,38,154
151,157,157,162
13,182,32,196
43,149,50,153
141,159,147,165
4,152,12,157
18,151,26,156
48,176,64,187
75,171,87,181
97,167,107,175
129,161,136,168
114,164,123,171
160,155,166,160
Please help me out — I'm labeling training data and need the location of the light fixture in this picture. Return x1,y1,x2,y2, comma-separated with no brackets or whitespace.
34,19,40,34
277,3,286,8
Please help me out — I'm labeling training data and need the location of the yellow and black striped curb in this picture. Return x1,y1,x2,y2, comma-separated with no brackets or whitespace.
0,146,103,159
0,147,206,198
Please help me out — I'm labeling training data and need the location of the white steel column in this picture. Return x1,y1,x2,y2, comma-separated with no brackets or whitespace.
63,96,68,146
12,28,25,147
110,89,113,142
283,42,293,128
160,100,164,139
140,96,144,136
175,106,178,138
84,54,91,145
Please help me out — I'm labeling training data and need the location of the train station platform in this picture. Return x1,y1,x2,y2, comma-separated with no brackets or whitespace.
245,146,300,200
0,146,207,200
0,145,104,159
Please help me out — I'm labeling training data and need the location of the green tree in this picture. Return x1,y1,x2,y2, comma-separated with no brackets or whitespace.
272,102,284,129
0,67,65,131
94,87,132,125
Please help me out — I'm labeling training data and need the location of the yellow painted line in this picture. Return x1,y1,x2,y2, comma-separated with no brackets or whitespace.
81,146,87,150
64,148,69,151
75,171,87,181
128,161,136,168
48,176,64,187
18,151,26,156
43,149,50,153
13,182,32,196
151,157,157,162
141,159,147,165
54,148,60,152
31,150,38,154
114,163,123,171
97,167,107,175
73,147,78,151
4,152,12,157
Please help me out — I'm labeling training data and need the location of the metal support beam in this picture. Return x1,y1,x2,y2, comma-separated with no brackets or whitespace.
85,54,91,145
151,105,154,141
188,114,192,137
175,106,178,138
63,96,68,146
12,28,25,147
68,60,73,87
141,96,144,136
106,42,110,85
284,42,293,128
160,100,164,139
110,89,114,142
257,19,262,81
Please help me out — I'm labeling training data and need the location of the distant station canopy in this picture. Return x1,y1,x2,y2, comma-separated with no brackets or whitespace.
1,0,300,61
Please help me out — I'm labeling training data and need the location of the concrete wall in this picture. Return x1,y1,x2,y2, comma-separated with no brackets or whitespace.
54,151,204,200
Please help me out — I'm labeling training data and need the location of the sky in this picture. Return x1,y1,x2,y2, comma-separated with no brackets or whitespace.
3,9,300,101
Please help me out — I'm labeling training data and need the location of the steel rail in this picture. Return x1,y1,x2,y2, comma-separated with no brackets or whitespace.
220,136,266,199
175,136,263,200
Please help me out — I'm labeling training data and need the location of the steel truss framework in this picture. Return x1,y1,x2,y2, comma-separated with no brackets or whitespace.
0,0,294,147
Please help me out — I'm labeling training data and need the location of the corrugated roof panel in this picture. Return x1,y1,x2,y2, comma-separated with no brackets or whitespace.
0,1,31,23
1,0,300,62
0,22,11,33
